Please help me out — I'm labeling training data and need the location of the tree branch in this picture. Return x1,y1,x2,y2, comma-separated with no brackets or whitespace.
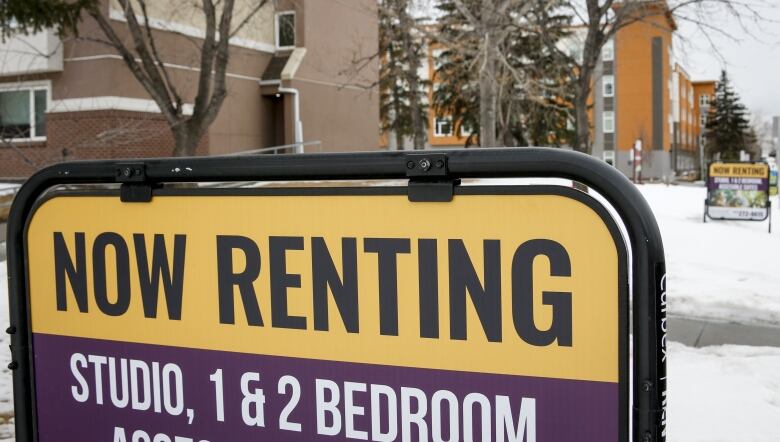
88,7,178,125
137,0,182,114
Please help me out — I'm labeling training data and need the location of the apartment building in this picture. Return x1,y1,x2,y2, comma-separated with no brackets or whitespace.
670,64,696,173
588,1,721,179
0,0,379,178
384,1,717,180
591,1,676,178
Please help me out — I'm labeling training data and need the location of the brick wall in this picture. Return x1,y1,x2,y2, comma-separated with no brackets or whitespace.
0,110,208,178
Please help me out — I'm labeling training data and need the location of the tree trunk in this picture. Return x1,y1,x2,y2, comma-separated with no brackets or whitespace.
573,1,601,154
399,4,426,150
479,42,498,147
172,124,202,157
573,74,592,154
392,83,404,150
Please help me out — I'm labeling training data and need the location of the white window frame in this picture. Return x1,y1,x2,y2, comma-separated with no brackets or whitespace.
603,111,615,134
0,80,51,142
699,94,710,107
459,121,473,138
602,75,615,97
700,114,707,128
603,150,615,165
434,116,453,137
602,39,614,62
275,11,296,50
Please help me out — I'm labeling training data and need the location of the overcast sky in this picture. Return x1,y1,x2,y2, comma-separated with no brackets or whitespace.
674,1,780,120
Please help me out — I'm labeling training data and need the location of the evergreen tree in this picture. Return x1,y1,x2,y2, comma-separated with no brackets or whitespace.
0,0,95,39
430,0,481,145
379,0,429,150
503,0,575,146
704,70,754,161
432,0,575,147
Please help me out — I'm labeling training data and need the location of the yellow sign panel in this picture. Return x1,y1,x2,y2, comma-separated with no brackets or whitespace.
709,162,769,179
26,187,626,440
28,188,623,382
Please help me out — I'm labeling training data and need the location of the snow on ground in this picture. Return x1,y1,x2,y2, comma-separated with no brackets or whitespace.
638,184,780,325
0,184,19,198
667,341,780,441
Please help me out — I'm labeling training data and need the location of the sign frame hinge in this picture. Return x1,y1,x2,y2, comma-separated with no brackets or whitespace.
116,163,154,203
405,153,458,202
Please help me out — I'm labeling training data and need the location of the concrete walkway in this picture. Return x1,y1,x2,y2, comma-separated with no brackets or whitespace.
668,315,780,348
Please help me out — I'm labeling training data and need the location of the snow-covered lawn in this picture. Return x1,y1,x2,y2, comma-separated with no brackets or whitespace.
667,342,780,441
639,184,780,325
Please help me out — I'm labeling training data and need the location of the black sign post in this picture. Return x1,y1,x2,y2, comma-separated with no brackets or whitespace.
6,148,666,441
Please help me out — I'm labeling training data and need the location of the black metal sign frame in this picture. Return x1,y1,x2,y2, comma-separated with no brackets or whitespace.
6,148,666,441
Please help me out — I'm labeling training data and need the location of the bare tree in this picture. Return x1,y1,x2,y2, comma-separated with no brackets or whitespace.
84,0,270,156
433,0,574,147
398,2,428,149
377,0,429,150
438,0,537,147
557,0,771,154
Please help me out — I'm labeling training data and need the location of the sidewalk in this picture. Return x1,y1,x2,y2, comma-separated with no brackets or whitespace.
668,315,780,348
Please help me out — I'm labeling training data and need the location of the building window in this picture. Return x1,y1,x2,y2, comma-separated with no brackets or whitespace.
699,94,710,107
700,114,707,128
434,117,453,137
602,75,614,97
603,111,615,134
602,39,614,62
459,121,473,137
0,84,49,140
275,11,296,49
603,150,615,166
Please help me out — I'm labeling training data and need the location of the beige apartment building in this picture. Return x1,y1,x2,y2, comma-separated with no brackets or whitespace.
0,0,379,178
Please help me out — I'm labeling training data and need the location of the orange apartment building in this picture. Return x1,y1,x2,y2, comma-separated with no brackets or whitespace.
596,1,715,179
384,1,717,180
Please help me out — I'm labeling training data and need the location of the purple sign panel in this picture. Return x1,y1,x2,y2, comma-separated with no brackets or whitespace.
34,334,618,441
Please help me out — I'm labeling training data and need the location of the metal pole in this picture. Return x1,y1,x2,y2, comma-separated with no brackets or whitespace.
278,87,303,154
